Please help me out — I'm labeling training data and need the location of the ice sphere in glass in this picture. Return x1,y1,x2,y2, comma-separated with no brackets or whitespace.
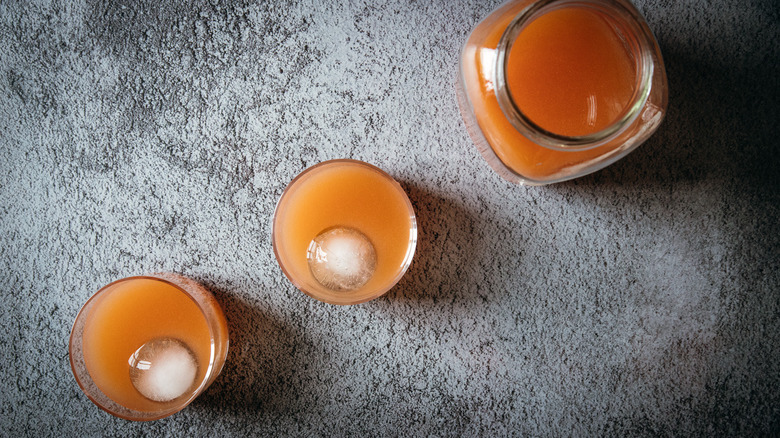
129,337,198,402
307,227,377,291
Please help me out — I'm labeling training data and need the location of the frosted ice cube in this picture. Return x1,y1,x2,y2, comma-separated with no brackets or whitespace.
307,227,377,291
128,337,198,402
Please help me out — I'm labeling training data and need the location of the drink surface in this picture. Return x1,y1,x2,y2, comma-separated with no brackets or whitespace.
81,278,212,412
459,0,656,183
274,161,414,303
506,7,636,136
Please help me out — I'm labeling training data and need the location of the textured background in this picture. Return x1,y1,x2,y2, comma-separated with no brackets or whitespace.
1,0,778,436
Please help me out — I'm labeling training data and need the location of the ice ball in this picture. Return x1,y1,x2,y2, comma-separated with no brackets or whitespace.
307,227,377,291
128,337,199,402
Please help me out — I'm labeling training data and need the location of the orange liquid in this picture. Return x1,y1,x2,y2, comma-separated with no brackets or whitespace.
463,4,638,180
274,161,415,304
507,8,636,136
81,278,212,412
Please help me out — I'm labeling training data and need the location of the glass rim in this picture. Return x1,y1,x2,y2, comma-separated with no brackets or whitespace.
271,159,417,305
494,0,656,151
69,274,226,421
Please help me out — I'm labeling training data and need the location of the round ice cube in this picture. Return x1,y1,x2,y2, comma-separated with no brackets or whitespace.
307,227,377,291
128,337,198,402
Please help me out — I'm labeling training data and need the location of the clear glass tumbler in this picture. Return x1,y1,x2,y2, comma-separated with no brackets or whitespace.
272,159,417,305
69,273,229,421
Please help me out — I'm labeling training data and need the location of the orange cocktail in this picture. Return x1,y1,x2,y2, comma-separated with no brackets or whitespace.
506,7,636,137
458,0,668,184
273,160,416,305
70,274,228,421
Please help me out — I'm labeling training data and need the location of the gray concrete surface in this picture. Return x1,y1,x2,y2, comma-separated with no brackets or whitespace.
1,0,778,435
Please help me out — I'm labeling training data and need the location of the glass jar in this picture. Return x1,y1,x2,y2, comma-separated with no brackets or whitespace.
457,0,668,185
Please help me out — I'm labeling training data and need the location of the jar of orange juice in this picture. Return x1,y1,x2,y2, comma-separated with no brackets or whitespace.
457,0,668,185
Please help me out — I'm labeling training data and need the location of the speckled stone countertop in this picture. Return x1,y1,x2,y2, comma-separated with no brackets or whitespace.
1,0,778,435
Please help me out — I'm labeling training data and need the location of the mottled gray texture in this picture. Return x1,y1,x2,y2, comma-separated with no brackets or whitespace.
1,0,778,436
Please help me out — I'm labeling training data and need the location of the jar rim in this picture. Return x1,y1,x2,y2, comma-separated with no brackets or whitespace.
495,0,656,151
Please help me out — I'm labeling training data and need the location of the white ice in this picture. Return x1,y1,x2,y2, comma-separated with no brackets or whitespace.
307,227,377,291
128,337,198,402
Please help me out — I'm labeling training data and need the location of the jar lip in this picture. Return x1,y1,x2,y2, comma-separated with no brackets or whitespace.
495,0,655,151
